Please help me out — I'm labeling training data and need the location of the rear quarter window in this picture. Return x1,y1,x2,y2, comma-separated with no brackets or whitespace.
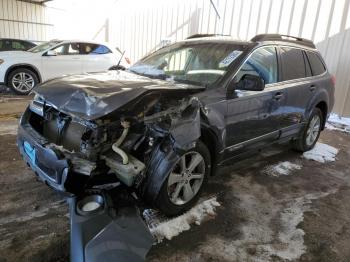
280,47,307,81
306,51,326,76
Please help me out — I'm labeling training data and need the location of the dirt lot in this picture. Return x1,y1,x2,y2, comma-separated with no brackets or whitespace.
0,93,350,262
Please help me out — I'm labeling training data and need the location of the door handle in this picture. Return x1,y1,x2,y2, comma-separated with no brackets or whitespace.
273,92,283,100
309,85,316,92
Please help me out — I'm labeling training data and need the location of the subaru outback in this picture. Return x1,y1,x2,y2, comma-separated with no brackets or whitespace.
17,34,334,216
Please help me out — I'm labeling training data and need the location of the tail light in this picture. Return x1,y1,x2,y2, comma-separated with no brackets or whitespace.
331,75,336,86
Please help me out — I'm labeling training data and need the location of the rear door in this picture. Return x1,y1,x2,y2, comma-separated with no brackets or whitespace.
277,46,315,135
41,42,84,81
80,43,116,72
225,46,285,152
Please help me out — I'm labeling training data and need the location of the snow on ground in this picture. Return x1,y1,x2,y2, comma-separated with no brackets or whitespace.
144,197,220,242
263,189,337,261
199,178,338,262
263,161,302,177
326,113,350,133
303,142,339,163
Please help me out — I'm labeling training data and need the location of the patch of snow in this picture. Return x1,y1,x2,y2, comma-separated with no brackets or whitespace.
326,113,350,133
303,142,338,163
199,187,337,262
263,161,302,177
144,197,220,242
263,190,337,260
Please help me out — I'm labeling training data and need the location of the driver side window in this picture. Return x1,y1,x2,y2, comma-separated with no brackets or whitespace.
235,46,278,84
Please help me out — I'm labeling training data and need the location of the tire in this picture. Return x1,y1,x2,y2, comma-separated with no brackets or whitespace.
292,108,323,152
156,141,211,217
8,68,39,95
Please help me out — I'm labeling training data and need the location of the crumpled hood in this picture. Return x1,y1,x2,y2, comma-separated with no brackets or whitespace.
34,70,204,120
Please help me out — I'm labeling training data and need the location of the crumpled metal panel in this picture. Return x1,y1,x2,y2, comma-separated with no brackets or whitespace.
69,191,154,262
34,70,203,120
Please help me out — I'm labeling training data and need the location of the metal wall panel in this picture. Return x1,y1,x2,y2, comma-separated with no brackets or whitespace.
108,0,350,116
0,0,54,42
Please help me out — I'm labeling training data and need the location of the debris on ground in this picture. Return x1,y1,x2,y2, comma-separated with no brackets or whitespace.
326,113,350,133
303,142,339,163
263,161,302,176
143,197,220,242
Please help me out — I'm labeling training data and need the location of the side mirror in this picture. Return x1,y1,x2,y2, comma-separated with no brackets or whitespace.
227,74,265,97
45,50,57,56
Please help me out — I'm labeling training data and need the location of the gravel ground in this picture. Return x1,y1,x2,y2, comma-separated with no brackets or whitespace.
0,93,350,262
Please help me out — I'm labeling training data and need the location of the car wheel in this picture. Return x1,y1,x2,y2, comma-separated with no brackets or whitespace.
292,108,323,152
8,68,38,95
156,141,211,216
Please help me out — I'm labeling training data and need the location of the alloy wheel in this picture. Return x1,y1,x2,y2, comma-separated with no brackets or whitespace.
306,114,321,146
167,151,205,205
11,72,35,93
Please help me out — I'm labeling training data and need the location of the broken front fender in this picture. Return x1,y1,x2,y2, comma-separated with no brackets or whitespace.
69,190,154,262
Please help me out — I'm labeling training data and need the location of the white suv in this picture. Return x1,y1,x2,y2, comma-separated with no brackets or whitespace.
0,40,130,94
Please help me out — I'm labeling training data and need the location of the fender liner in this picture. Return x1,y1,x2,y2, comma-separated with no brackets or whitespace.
142,100,202,203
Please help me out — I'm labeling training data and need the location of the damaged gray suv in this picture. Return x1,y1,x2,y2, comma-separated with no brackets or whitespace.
17,34,334,216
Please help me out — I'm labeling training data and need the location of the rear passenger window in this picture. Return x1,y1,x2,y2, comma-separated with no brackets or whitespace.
80,43,112,54
306,52,326,76
235,46,278,84
91,45,111,54
280,47,306,81
12,41,26,50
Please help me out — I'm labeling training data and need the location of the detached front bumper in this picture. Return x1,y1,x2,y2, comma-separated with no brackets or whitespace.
69,189,154,262
17,122,70,192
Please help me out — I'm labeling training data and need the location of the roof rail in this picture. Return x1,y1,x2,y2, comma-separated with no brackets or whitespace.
251,34,316,48
186,34,231,39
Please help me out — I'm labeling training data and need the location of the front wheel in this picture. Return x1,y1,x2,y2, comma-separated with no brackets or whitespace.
156,141,211,216
292,108,323,152
8,68,38,95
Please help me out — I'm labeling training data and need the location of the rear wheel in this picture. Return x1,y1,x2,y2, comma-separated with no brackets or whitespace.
8,68,38,95
292,108,323,152
156,141,210,216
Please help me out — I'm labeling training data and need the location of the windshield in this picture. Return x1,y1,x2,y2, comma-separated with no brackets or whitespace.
129,42,244,86
28,41,62,53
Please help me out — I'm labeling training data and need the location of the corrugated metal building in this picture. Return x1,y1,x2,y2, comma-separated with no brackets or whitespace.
1,0,350,116
0,0,55,42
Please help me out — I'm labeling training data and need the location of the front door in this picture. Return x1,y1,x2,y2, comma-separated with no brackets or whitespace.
225,46,285,153
41,42,83,81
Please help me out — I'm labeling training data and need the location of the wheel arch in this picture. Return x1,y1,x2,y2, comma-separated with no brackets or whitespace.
305,89,329,130
315,101,328,130
200,126,218,174
5,64,42,85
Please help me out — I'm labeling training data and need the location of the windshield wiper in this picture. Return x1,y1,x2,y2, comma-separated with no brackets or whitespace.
128,69,168,80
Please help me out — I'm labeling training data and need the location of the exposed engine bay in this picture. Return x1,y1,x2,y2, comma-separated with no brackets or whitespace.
19,71,205,203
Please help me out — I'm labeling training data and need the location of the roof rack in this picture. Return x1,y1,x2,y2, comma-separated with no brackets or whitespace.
186,34,231,39
251,34,316,48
